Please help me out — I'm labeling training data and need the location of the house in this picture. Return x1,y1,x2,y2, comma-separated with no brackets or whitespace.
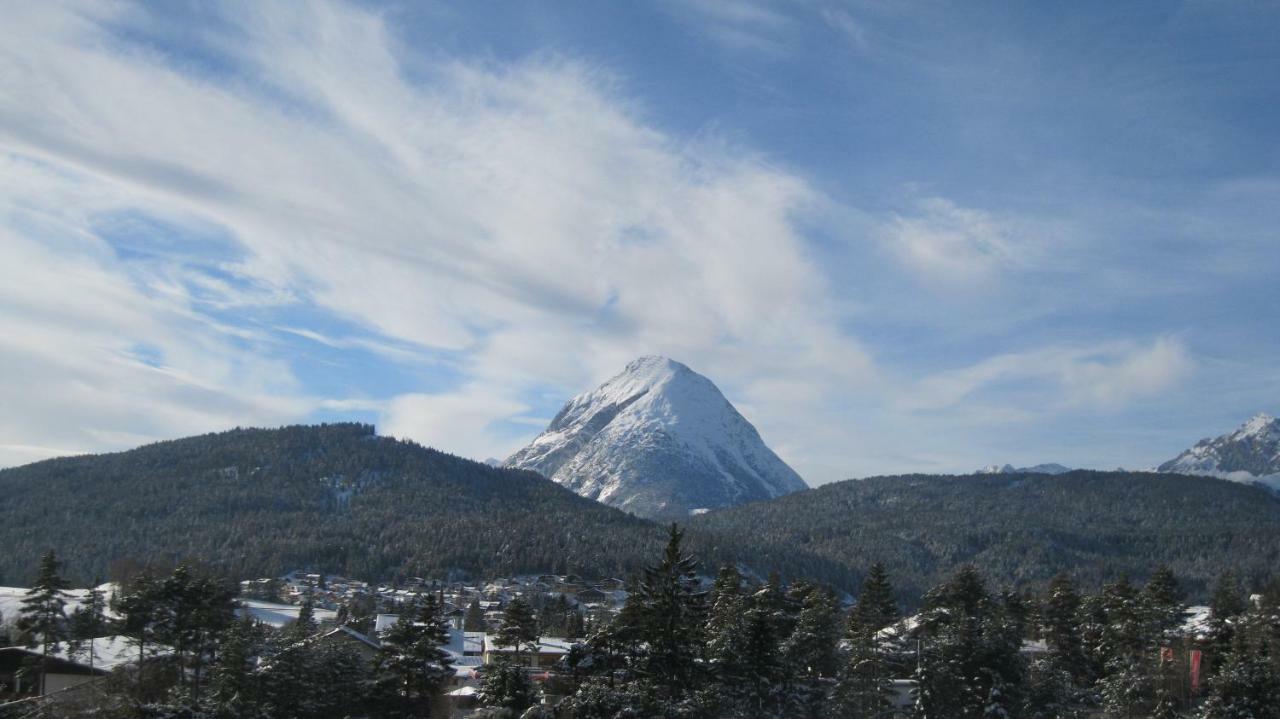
0,648,106,696
0,636,169,698
481,636,573,669
574,588,607,604
311,626,382,664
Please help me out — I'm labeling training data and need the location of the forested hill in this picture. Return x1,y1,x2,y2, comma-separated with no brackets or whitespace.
688,471,1280,603
0,424,662,585
5,426,1280,602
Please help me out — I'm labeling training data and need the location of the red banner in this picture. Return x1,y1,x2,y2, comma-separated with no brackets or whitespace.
1190,649,1203,693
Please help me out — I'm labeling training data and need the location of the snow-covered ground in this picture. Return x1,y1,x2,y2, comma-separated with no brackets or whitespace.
238,599,339,628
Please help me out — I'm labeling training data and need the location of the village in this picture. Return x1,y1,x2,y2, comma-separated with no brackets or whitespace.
2,570,636,717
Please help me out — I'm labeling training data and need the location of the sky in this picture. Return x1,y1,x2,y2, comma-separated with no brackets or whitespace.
1,0,1278,484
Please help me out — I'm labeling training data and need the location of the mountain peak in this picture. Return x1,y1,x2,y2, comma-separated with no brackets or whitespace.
1236,412,1278,440
1159,412,1280,489
505,356,807,519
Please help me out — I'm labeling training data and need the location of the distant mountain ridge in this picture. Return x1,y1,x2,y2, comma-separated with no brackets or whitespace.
975,462,1072,475
505,356,807,519
1158,412,1280,490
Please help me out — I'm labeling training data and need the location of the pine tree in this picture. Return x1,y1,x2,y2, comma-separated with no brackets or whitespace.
854,562,899,632
210,613,266,715
17,550,71,695
464,598,486,632
833,612,895,718
113,570,165,698
68,579,110,674
379,595,455,715
1143,565,1187,640
705,564,746,686
477,658,537,715
288,594,319,642
916,566,1026,718
634,523,705,701
1042,573,1087,682
1198,630,1280,719
784,583,839,680
496,596,539,665
1098,577,1157,718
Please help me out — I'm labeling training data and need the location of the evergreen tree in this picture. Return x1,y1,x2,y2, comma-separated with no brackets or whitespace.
464,598,486,632
113,570,165,698
17,550,71,695
1098,577,1157,718
705,565,746,685
67,579,110,674
379,595,455,715
288,594,319,642
737,585,788,716
853,562,899,632
496,596,539,665
1041,573,1087,682
1198,630,1280,719
787,582,839,678
832,612,895,719
1143,565,1187,639
634,523,706,702
477,658,537,715
210,613,265,715
916,566,1026,718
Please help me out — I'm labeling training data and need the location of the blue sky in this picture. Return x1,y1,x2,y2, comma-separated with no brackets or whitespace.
1,0,1277,483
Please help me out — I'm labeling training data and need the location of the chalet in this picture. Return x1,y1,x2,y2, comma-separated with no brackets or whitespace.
0,636,170,698
481,637,573,669
574,587,607,604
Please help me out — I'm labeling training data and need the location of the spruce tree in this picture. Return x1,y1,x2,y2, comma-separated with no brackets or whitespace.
496,596,539,665
1042,573,1087,682
17,550,71,695
833,612,895,718
477,658,537,715
854,562,899,632
210,613,265,715
68,580,110,674
464,598,486,632
379,595,455,715
634,523,705,701
705,565,746,686
1143,565,1186,639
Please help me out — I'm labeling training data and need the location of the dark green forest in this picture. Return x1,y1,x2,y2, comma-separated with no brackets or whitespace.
689,471,1280,602
0,424,660,585
3,425,1280,605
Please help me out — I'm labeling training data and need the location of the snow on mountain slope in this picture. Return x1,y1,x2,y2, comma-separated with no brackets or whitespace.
1158,413,1280,491
504,356,808,519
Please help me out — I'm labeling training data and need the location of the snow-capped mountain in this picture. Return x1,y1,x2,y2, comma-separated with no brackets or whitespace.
1158,413,1280,490
504,356,808,519
975,463,1072,475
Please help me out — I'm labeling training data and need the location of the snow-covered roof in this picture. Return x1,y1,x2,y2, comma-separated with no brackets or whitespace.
238,599,338,628
40,636,171,672
483,635,573,655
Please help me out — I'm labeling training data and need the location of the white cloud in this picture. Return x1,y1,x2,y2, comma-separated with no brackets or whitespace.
380,386,531,461
882,197,1033,284
0,0,875,467
902,337,1194,415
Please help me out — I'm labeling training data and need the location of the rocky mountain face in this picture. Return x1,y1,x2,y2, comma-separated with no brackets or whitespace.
1159,413,1280,490
975,463,1072,475
504,356,808,519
